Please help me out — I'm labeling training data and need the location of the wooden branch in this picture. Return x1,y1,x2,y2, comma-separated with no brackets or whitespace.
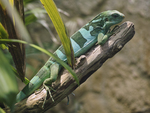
6,21,135,113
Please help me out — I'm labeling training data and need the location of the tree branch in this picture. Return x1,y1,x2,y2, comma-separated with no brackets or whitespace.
6,21,135,113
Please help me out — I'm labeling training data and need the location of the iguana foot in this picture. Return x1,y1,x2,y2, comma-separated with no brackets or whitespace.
42,84,56,108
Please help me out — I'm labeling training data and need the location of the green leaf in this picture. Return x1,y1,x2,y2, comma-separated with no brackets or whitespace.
40,0,75,68
0,107,5,113
25,13,37,26
0,39,79,85
0,23,9,49
25,8,47,25
23,0,38,6
9,0,15,25
0,49,18,110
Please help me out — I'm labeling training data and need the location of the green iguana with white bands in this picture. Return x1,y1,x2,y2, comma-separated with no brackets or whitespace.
16,10,125,103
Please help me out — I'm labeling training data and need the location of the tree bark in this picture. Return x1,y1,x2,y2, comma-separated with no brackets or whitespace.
5,21,135,113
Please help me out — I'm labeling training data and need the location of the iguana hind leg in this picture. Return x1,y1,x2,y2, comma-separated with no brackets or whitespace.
42,63,60,108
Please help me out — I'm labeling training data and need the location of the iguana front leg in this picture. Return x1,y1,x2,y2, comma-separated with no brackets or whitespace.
97,32,114,45
97,25,121,45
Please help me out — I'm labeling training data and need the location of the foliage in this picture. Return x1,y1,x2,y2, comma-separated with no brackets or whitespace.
0,0,79,111
0,49,18,110
0,23,8,49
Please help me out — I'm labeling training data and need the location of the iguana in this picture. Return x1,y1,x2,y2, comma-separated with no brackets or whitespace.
16,10,125,103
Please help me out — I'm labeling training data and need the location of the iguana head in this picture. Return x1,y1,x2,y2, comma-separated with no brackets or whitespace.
101,10,125,28
90,10,125,31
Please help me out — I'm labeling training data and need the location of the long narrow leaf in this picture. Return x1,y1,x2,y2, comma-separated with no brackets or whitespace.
40,0,75,67
0,49,18,110
0,39,79,85
0,107,5,113
0,23,9,49
9,0,15,25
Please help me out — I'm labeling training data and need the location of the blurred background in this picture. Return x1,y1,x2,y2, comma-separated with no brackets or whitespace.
20,0,150,113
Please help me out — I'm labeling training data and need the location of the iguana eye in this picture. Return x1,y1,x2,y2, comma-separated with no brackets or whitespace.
112,14,119,18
